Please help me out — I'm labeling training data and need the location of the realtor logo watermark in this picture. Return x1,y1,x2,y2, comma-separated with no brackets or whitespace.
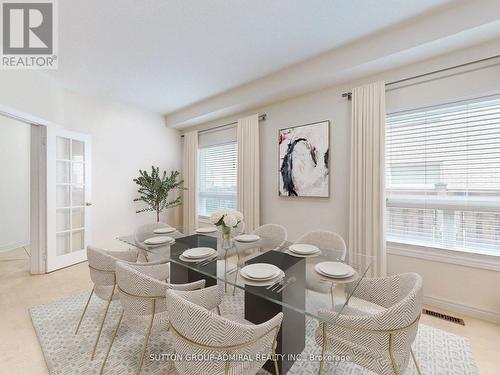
1,0,58,69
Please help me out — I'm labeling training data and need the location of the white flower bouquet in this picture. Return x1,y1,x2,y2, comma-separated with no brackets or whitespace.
209,208,243,237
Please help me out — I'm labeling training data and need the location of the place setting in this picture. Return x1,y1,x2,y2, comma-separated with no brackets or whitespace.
314,261,358,283
195,226,218,234
238,263,284,286
141,235,175,246
179,247,218,266
152,226,177,234
234,233,261,243
285,243,322,257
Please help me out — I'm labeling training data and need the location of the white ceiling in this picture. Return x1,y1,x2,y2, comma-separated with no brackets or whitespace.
51,0,456,114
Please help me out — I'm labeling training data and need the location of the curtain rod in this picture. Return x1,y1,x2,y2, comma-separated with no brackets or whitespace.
341,54,500,100
180,113,267,137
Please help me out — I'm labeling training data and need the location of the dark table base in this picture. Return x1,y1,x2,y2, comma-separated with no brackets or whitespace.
245,251,306,374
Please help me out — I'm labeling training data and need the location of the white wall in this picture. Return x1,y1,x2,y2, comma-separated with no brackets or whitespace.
0,70,182,251
0,116,30,252
182,41,500,321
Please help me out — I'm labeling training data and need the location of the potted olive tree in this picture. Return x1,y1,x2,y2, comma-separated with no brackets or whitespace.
133,166,184,222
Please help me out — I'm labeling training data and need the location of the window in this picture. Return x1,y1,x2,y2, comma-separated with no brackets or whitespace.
198,142,237,217
386,96,500,256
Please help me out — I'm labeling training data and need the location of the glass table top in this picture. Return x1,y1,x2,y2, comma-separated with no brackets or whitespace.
117,229,373,323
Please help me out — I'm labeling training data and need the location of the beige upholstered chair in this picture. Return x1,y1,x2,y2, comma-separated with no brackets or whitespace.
232,224,288,294
295,230,347,260
134,222,181,262
75,246,139,360
99,261,206,375
135,222,181,237
315,273,423,375
295,230,347,297
165,287,284,375
235,223,288,255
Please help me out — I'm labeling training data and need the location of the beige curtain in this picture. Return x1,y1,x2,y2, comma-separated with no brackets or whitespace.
182,130,198,234
237,114,260,232
349,81,386,277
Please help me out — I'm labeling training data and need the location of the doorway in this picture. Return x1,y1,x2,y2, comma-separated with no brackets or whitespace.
0,110,92,274
0,114,31,271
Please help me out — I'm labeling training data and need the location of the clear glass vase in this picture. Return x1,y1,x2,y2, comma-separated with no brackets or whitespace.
220,226,233,251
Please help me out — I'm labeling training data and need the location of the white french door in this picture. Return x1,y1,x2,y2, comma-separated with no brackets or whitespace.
46,127,91,272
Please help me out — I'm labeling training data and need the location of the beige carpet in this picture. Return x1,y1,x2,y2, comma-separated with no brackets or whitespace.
30,291,478,374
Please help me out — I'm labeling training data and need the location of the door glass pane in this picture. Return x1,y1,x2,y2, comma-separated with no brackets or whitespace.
56,208,70,231
56,137,70,160
54,135,88,261
72,140,85,162
56,185,70,207
72,162,85,185
72,185,84,206
56,232,71,255
56,161,70,183
72,230,84,252
72,208,84,229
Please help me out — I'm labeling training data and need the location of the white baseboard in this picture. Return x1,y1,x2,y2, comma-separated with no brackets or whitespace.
423,295,500,324
0,241,29,253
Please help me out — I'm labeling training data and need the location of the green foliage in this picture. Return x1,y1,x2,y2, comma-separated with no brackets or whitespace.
133,166,185,222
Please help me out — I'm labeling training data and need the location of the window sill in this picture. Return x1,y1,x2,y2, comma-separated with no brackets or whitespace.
387,242,500,272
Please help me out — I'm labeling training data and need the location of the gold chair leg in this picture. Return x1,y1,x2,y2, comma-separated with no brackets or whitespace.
232,266,239,296
388,333,400,375
164,352,174,375
232,252,241,296
272,347,280,375
137,300,156,375
330,283,335,309
216,305,221,316
91,284,116,360
99,310,124,375
75,287,94,335
224,252,228,292
411,348,422,375
318,322,327,375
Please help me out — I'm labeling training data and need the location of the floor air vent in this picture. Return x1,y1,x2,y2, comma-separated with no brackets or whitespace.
422,309,465,325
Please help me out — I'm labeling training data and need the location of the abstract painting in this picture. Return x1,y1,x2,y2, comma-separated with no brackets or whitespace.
279,120,329,197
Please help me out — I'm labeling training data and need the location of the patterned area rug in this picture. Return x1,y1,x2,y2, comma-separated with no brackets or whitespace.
30,290,477,374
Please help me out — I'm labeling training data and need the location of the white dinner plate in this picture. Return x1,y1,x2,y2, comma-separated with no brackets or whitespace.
240,268,281,281
179,254,216,263
234,234,261,243
195,227,218,234
315,262,354,278
240,263,281,280
239,270,285,286
183,247,216,259
289,244,320,255
285,249,322,258
153,227,176,234
144,236,174,245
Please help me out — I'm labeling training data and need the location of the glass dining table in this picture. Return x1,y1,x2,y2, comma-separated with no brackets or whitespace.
118,227,373,374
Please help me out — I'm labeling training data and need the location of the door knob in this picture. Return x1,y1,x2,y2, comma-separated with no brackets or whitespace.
85,202,93,206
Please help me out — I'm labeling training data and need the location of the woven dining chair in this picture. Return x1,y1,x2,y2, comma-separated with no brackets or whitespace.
75,246,139,360
235,223,288,255
99,261,206,375
295,230,347,300
294,230,347,260
165,287,284,375
315,272,423,375
232,224,288,295
134,222,180,262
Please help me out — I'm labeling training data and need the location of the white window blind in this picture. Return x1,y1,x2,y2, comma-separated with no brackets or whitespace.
198,142,237,217
386,96,500,256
